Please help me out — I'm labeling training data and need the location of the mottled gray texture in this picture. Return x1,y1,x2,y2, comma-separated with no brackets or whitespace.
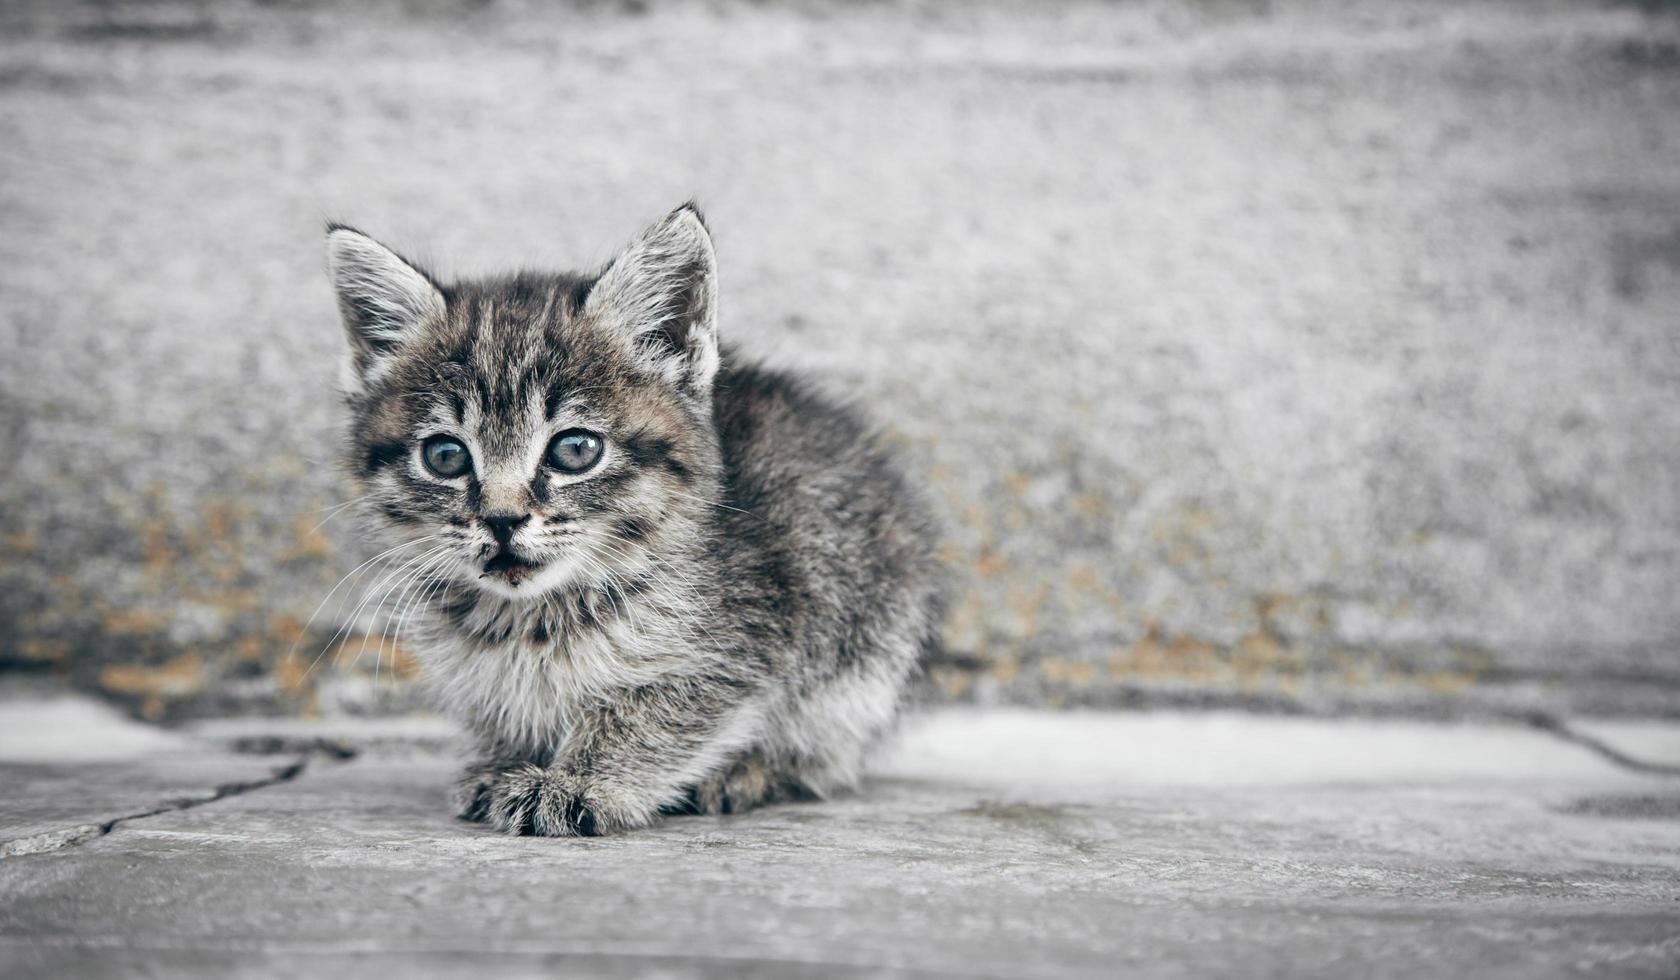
3,701,1679,978
1,0,1678,718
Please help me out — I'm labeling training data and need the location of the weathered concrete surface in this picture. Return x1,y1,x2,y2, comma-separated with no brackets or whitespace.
2,0,1680,719
0,693,301,857
3,697,1679,978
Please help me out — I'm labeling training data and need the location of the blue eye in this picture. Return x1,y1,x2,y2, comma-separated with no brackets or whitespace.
421,436,471,478
547,430,603,473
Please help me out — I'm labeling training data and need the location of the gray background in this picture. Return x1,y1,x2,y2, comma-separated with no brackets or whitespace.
2,0,1677,720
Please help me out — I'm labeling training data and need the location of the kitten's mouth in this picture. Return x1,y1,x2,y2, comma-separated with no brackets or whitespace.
481,551,544,586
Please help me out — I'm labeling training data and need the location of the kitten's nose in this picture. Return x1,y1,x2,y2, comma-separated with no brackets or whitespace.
482,513,530,547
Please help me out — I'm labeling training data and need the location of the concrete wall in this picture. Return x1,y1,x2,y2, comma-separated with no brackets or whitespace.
2,0,1677,720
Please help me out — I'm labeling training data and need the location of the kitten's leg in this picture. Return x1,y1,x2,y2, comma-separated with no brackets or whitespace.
475,678,765,836
711,752,774,814
452,758,521,823
663,749,819,816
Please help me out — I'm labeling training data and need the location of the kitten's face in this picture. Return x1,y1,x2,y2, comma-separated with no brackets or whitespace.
329,207,720,603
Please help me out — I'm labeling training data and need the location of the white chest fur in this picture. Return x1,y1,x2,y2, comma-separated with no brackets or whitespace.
418,612,666,757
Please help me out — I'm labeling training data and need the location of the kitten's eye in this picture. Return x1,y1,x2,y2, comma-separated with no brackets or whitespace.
421,436,472,478
546,429,604,473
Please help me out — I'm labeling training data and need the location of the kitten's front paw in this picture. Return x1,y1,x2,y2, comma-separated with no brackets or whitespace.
667,752,795,816
451,762,503,824
460,762,642,837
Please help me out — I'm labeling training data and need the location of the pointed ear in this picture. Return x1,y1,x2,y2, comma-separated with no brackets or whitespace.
585,204,719,394
325,225,446,390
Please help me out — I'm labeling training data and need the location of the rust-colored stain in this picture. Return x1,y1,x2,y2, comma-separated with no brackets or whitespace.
325,634,422,680
99,651,205,699
928,666,974,699
940,589,989,656
917,469,1496,708
15,638,67,662
1093,621,1487,701
1330,648,1374,687
182,587,259,617
49,572,85,614
267,613,305,647
232,634,264,661
1253,592,1290,624
1072,492,1107,518
1041,657,1097,685
1416,670,1475,694
141,518,174,573
1005,583,1051,638
280,511,336,561
22,462,1507,722
203,502,237,542
1231,629,1300,691
274,650,313,696
1148,505,1221,572
1110,624,1221,682
101,608,168,636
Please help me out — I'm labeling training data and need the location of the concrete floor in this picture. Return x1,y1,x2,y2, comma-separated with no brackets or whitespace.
3,694,1678,978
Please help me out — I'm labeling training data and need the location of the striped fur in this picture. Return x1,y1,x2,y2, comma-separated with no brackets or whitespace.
328,205,944,835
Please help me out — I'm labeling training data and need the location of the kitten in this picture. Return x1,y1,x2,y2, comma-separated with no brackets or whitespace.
326,204,944,835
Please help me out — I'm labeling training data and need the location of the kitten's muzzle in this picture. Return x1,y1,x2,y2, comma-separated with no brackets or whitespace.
481,549,543,586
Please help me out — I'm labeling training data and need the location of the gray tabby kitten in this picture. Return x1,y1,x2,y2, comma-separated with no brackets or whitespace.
326,204,944,836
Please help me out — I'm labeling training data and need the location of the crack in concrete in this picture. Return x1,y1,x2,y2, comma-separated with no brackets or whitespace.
0,756,310,860
222,735,358,760
1519,713,1680,778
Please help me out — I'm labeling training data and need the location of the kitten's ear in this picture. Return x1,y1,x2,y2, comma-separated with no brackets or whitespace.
325,225,446,391
586,204,719,394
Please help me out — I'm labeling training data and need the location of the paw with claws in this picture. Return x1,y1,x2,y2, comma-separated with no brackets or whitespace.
662,751,816,816
453,762,641,837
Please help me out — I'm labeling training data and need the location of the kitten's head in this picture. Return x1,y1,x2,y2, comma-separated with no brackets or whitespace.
327,205,721,602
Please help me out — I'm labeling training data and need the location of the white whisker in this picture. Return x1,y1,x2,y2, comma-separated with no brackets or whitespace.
664,488,766,522
291,535,443,672
313,543,451,677
306,495,369,532
380,549,458,685
356,545,454,673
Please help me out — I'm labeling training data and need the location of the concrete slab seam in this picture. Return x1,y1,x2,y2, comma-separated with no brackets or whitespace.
0,755,312,860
